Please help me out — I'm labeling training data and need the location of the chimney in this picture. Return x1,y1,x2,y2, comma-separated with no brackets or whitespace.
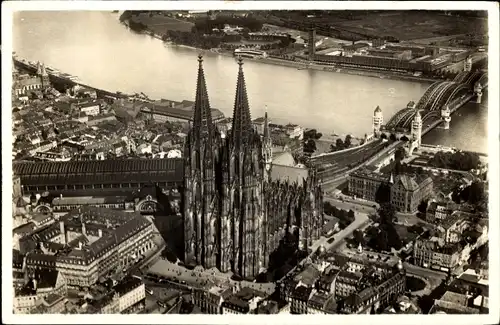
60,194,63,199
82,222,87,236
79,241,83,250
59,221,66,245
98,229,103,238
33,279,38,290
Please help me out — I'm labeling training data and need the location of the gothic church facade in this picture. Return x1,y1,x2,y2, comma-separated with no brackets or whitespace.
183,56,323,279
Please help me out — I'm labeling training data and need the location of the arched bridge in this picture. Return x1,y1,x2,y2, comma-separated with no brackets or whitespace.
385,70,487,130
454,70,488,87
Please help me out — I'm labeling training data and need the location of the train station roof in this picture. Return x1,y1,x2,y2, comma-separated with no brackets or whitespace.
13,158,184,186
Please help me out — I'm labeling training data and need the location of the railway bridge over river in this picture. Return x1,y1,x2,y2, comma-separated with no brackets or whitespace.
312,70,488,184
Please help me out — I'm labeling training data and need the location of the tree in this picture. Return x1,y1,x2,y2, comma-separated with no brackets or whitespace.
385,224,403,250
378,203,397,225
304,129,317,139
376,230,389,251
335,138,344,150
353,229,365,246
303,139,317,155
348,209,355,220
417,200,429,214
344,134,352,148
468,181,485,205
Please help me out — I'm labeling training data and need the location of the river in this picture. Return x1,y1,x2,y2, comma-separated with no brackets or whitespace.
12,11,487,153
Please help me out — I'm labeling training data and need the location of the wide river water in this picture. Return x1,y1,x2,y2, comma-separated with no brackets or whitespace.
13,11,488,154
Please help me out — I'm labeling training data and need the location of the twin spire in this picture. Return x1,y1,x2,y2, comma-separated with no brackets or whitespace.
192,55,254,150
230,57,253,150
193,54,213,133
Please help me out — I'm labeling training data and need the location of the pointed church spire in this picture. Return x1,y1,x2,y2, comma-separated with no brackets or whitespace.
231,57,253,150
193,54,213,133
263,105,270,139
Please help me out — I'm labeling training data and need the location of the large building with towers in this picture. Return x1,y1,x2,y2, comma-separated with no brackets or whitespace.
183,55,323,279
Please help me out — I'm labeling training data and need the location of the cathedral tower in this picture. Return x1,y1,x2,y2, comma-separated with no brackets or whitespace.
183,55,220,268
225,57,265,279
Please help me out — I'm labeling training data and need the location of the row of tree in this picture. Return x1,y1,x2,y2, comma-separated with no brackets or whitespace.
162,30,223,49
358,203,404,252
428,151,481,171
329,134,352,152
451,181,487,211
302,129,323,156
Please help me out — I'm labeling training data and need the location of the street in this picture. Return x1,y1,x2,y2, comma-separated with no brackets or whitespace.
146,258,276,294
310,210,370,254
324,195,378,215
403,262,447,281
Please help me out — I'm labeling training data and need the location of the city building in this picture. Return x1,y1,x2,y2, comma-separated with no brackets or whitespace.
183,56,323,280
430,290,479,314
220,287,269,314
77,100,101,116
20,207,156,288
413,238,463,272
306,290,337,314
13,175,22,199
192,283,233,314
280,253,406,315
348,169,433,213
13,269,68,314
113,276,146,313
141,99,225,124
13,62,50,98
426,201,456,222
437,213,470,244
29,294,67,314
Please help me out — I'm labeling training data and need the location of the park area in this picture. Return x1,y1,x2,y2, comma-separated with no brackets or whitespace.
335,11,488,41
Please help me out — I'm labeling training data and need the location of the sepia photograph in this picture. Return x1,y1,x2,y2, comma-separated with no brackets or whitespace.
2,1,498,324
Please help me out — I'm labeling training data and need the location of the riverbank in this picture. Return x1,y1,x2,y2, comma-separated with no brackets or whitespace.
120,18,439,84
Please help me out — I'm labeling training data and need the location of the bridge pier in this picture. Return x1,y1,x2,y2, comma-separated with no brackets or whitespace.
441,105,451,130
474,82,483,104
475,91,483,104
442,118,451,130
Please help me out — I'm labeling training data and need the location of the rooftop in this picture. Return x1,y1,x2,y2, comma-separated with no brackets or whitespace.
271,164,308,186
441,291,468,306
113,276,143,296
223,287,267,310
13,158,184,186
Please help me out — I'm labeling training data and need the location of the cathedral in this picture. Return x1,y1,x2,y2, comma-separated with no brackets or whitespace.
183,55,323,280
